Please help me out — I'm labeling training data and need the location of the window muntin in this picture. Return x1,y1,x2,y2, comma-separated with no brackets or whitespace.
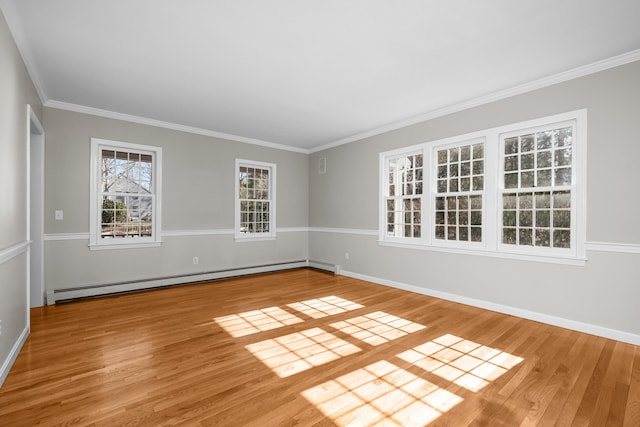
385,153,423,239
236,160,276,239
90,139,161,249
434,141,484,243
500,124,574,250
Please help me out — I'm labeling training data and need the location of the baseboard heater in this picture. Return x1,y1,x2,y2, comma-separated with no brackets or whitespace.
48,259,337,304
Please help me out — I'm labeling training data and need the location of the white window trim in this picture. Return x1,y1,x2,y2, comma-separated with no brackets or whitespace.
381,150,426,246
235,159,277,241
379,109,587,265
430,136,488,251
89,138,163,250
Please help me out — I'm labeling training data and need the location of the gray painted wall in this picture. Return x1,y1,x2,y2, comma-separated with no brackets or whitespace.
2,4,640,387
0,9,42,383
309,60,640,338
42,108,310,290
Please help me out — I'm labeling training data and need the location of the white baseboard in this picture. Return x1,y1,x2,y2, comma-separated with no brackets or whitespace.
307,260,338,273
0,325,29,388
340,269,640,347
50,261,316,303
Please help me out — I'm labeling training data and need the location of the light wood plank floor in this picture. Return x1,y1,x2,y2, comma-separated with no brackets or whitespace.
1,269,638,426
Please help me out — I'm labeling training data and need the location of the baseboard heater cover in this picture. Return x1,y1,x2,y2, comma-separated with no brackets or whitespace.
50,260,336,303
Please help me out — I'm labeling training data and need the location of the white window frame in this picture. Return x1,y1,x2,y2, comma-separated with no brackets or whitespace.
89,138,162,250
431,137,487,250
235,159,277,241
381,150,426,245
379,110,587,265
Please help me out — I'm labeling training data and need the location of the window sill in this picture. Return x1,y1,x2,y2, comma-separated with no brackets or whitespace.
377,240,586,266
89,241,162,251
234,234,277,242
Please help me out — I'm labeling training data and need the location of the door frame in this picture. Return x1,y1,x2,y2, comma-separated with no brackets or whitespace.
27,105,45,310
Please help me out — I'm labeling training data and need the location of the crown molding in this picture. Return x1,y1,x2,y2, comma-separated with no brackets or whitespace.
44,100,310,154
6,0,638,158
310,49,640,153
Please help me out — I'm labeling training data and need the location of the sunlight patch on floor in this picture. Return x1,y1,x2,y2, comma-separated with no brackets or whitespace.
302,360,462,426
329,311,427,346
245,327,361,377
287,296,364,319
214,306,303,337
397,334,523,392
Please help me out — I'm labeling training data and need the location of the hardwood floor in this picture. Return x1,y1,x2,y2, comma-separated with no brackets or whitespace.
1,269,638,426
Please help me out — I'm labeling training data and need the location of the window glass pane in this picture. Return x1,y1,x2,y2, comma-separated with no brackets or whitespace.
536,210,550,227
553,191,571,209
537,170,552,187
502,228,516,244
504,173,518,189
554,148,572,167
556,127,572,147
504,138,518,155
449,147,459,162
504,156,518,172
553,230,571,248
520,135,534,152
535,229,551,247
535,192,551,208
472,143,484,159
521,153,534,170
519,228,533,246
438,150,447,164
460,178,470,191
536,131,553,150
503,211,516,227
459,211,468,226
537,151,552,168
554,168,572,186
460,146,471,161
503,194,517,209
553,210,571,228
459,227,469,241
470,227,482,242
472,176,484,191
521,171,535,188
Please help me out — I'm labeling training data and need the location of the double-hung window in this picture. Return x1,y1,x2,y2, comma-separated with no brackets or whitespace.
89,138,162,249
499,123,576,253
235,159,276,240
434,140,485,244
384,152,423,240
379,110,586,264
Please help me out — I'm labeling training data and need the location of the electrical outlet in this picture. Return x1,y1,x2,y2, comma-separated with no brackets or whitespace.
55,210,63,220
193,257,199,265
345,252,350,260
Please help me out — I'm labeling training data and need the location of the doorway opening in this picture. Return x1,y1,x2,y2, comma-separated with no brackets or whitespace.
28,105,45,308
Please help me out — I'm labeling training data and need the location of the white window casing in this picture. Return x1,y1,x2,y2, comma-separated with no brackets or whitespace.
235,159,277,241
379,110,587,265
89,138,162,250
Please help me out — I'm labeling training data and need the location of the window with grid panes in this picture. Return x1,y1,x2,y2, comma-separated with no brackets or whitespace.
89,138,162,249
434,141,484,243
385,153,423,239
379,110,585,264
501,124,574,249
236,159,276,239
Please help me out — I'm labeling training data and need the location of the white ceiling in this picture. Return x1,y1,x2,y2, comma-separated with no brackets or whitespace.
2,0,640,152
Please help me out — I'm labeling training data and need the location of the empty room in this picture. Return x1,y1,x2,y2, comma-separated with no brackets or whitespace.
1,1,639,425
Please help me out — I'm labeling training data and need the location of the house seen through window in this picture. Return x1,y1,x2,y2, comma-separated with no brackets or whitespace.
90,138,162,249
